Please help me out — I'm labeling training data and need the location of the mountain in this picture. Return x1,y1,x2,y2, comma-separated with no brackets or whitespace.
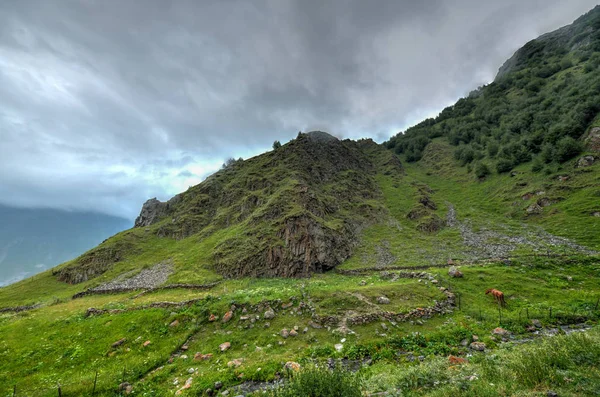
0,205,130,286
386,6,600,173
1,7,600,397
22,4,600,289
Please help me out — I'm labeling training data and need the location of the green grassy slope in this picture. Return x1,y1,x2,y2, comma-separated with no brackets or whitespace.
1,6,600,397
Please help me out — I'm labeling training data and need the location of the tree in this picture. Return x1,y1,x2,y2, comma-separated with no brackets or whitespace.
475,163,491,179
272,140,282,150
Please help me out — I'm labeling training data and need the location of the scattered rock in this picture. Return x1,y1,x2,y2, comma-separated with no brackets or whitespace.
526,203,543,215
547,391,558,397
531,319,542,328
281,302,293,309
431,279,438,284
289,329,298,337
308,320,322,329
334,343,344,352
112,338,126,348
593,211,600,217
448,355,467,365
448,266,463,278
469,342,486,351
194,353,213,361
175,378,193,395
359,280,367,286
566,275,573,281
472,335,479,341
557,175,570,182
222,311,233,323
303,327,308,333
214,381,223,390
376,296,391,304
219,342,231,352
492,327,510,336
284,361,301,372
119,382,131,391
227,358,243,367
143,340,151,347
281,329,289,338
188,368,196,374
264,309,275,319
209,314,217,322
169,320,180,327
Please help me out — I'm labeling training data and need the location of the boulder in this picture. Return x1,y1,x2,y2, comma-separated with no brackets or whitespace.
280,329,289,338
209,314,217,322
169,320,179,327
308,320,322,329
219,342,231,352
194,352,213,361
577,155,596,168
143,340,151,347
284,361,301,372
448,266,463,278
492,327,509,336
448,355,468,365
264,309,275,319
469,342,486,351
222,311,233,323
526,203,542,215
227,358,243,367
112,338,126,348
377,296,391,304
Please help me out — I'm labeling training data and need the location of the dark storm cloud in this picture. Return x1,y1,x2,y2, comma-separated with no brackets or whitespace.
0,0,597,218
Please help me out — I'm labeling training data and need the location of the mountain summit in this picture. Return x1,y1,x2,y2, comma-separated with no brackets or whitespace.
56,132,401,282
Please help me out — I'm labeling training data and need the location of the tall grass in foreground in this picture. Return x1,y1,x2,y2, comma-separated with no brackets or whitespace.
403,329,600,396
268,367,362,397
272,329,600,396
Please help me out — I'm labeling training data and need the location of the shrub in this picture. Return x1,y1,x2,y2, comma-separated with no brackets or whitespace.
269,367,362,397
496,158,514,173
475,163,491,178
272,140,282,150
531,157,544,172
555,136,584,162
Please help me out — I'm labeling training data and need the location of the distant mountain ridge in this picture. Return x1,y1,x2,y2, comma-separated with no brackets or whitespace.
0,205,130,286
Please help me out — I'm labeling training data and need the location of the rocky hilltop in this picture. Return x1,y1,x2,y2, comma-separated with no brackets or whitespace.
56,132,401,282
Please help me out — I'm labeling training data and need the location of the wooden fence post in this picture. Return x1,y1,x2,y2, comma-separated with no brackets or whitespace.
498,306,502,325
57,383,62,397
93,370,98,395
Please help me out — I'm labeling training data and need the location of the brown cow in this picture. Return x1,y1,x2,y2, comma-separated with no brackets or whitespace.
485,288,507,307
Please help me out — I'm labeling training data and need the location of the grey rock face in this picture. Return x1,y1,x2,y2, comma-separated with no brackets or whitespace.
134,198,168,227
577,155,596,168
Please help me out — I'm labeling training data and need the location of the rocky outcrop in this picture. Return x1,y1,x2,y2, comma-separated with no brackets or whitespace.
583,127,600,152
577,155,596,168
134,195,182,227
214,214,365,278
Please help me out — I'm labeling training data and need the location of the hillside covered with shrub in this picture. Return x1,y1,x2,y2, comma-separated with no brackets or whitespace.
386,6,600,176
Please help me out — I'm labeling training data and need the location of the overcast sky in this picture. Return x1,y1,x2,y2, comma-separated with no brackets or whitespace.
0,0,597,220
